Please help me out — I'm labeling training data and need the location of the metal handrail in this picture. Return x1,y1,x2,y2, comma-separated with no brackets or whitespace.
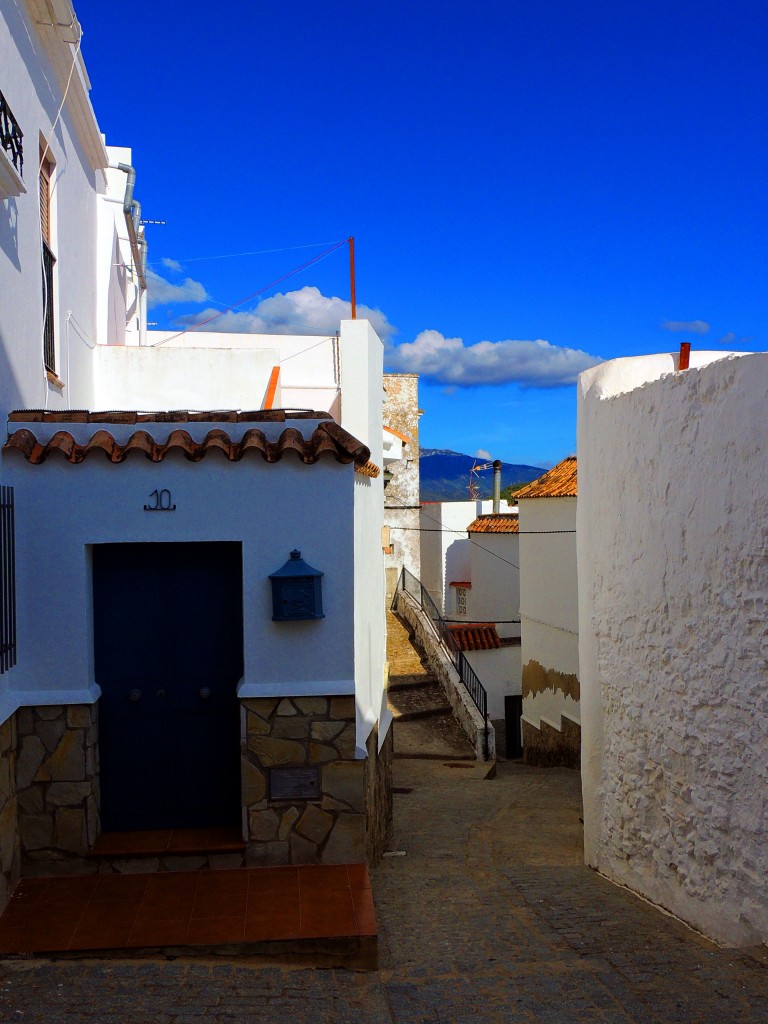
395,567,490,759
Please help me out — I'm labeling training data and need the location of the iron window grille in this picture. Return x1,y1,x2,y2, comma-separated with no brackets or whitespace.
0,486,16,674
0,90,23,177
42,241,56,373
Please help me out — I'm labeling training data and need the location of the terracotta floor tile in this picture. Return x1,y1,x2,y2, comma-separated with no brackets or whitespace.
92,875,149,901
69,918,135,951
299,905,357,939
244,908,301,942
247,867,299,894
353,901,377,937
134,895,193,924
76,899,141,930
9,879,48,903
127,918,191,948
11,919,77,954
92,830,172,856
167,828,210,852
298,864,351,891
144,871,200,898
345,863,372,889
246,892,300,919
301,889,355,915
186,916,245,945
0,928,21,954
192,892,247,920
205,827,245,849
0,901,36,929
44,877,99,904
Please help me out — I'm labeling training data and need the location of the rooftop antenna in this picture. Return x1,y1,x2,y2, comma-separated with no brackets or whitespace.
469,459,493,500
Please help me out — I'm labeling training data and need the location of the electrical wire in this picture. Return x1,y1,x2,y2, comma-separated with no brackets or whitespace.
147,241,341,266
151,239,349,347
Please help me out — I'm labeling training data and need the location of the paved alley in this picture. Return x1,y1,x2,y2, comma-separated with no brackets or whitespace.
1,759,767,1023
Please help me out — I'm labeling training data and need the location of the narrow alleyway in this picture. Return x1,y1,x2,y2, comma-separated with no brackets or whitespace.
386,608,475,760
1,758,767,1023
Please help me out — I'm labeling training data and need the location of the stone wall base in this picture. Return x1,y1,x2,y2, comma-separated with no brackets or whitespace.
523,717,580,769
242,696,392,867
364,722,393,866
0,715,20,912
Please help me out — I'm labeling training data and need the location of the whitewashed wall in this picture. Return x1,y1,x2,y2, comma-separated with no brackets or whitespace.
420,500,495,611
383,374,420,582
578,349,767,947
519,497,578,732
465,647,521,719
0,0,108,414
0,422,356,727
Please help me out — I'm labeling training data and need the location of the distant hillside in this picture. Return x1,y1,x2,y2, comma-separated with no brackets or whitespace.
419,449,546,502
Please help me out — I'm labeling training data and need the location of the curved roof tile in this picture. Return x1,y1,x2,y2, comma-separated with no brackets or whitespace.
514,456,577,498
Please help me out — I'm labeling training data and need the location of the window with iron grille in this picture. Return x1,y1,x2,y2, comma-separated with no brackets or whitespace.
40,149,56,373
0,89,24,177
0,486,16,675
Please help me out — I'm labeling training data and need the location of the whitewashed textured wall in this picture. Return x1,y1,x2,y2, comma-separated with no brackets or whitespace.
578,350,767,947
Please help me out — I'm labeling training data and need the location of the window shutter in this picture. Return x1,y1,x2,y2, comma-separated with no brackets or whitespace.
39,154,52,245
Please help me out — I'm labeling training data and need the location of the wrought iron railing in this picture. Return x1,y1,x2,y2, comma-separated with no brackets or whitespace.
394,567,490,758
42,241,56,372
0,90,23,177
0,486,16,675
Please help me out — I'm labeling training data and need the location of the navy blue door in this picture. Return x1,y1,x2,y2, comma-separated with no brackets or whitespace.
93,542,243,831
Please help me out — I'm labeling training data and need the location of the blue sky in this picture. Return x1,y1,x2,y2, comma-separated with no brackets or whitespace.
74,0,767,467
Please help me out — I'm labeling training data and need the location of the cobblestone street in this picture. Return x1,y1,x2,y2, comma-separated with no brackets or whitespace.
1,759,766,1023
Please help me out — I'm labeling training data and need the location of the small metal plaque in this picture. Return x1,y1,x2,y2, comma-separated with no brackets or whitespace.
269,766,321,802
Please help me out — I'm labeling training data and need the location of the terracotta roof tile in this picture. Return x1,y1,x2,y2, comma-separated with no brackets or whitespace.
8,409,333,424
383,425,411,444
514,456,577,498
467,514,519,534
448,581,472,588
355,460,381,478
3,421,370,468
447,623,502,651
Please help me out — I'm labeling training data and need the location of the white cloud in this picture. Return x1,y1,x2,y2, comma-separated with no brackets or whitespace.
175,285,396,340
719,331,736,345
662,319,710,334
161,257,182,273
146,270,208,309
476,448,492,460
384,330,602,388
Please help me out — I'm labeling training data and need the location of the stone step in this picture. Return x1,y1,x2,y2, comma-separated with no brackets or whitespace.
392,713,477,760
388,682,450,721
388,674,439,692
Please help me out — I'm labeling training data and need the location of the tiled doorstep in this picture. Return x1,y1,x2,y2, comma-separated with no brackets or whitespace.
0,864,376,954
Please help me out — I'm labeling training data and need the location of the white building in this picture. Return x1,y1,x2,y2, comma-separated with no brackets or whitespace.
420,499,497,614
516,458,580,768
578,349,768,947
0,0,390,910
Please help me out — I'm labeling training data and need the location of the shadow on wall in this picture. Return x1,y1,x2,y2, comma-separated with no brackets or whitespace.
0,198,20,271
443,538,470,610
0,326,24,412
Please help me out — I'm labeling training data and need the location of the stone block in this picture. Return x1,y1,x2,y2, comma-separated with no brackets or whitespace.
55,807,86,853
330,696,356,720
321,813,366,864
310,721,344,744
295,805,334,846
242,759,267,806
334,724,357,759
20,813,54,851
46,782,92,807
279,807,300,840
17,786,43,815
16,736,46,790
272,717,310,740
322,762,364,813
309,743,339,764
242,698,279,720
249,808,280,842
15,708,34,737
247,712,270,739
250,736,305,767
246,841,288,867
276,699,297,716
35,718,67,754
86,795,99,847
36,706,64,721
0,799,17,875
0,718,13,754
36,731,86,783
113,858,162,874
289,832,318,865
208,853,245,871
0,755,11,798
321,795,353,814
293,697,328,716
67,705,93,729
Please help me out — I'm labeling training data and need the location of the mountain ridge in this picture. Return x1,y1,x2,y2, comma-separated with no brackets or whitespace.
419,448,546,502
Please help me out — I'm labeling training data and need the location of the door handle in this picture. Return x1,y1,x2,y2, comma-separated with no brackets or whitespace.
199,688,211,699
129,689,142,702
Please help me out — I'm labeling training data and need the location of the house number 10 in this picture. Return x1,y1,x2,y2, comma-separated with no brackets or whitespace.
144,489,177,511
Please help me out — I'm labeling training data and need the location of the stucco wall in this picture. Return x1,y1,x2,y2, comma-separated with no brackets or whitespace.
519,496,579,753
419,500,495,612
578,350,768,947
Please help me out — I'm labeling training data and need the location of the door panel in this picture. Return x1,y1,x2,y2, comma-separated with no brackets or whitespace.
93,542,243,831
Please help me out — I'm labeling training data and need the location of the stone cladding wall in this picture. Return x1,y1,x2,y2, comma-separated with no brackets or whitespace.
522,717,580,769
15,704,99,875
364,723,393,865
0,715,21,911
383,373,420,580
241,696,391,865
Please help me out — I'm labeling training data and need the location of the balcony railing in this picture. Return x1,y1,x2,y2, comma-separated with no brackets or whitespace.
0,90,23,177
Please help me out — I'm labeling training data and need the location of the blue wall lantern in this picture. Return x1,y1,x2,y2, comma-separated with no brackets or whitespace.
269,550,325,621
